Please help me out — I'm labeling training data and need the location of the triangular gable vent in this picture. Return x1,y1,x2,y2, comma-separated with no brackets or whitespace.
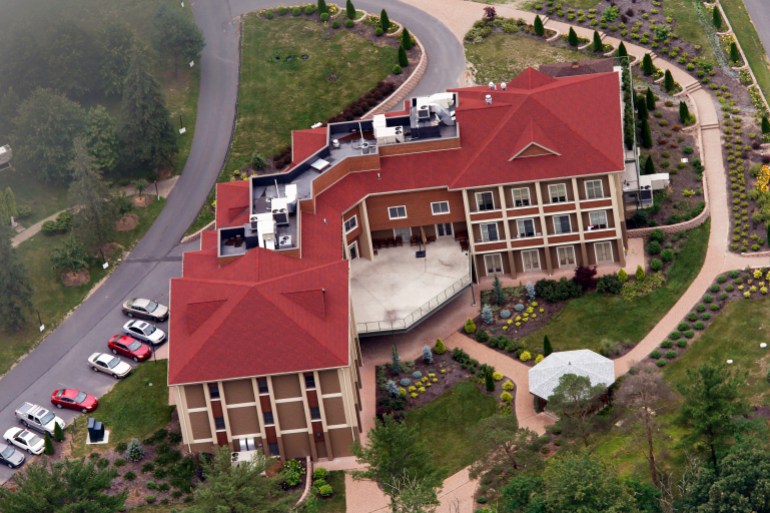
510,142,560,160
185,299,227,334
282,289,327,319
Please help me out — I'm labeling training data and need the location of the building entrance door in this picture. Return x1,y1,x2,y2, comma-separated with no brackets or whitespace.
436,223,453,237
393,227,411,243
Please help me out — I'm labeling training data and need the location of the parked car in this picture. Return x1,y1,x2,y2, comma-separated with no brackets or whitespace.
121,298,169,322
0,441,25,468
87,352,132,379
51,389,98,413
3,428,44,455
14,402,65,436
108,334,151,362
122,320,166,345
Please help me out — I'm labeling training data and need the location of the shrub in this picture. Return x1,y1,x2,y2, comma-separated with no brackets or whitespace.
519,351,532,362
283,459,305,487
125,439,145,462
661,340,673,348
650,258,663,272
492,371,503,381
304,5,315,14
412,371,422,380
656,359,667,367
650,349,661,359
677,339,688,348
500,309,512,319
332,20,340,28
422,345,433,364
677,323,689,332
464,318,477,334
661,249,674,262
123,471,136,481
703,294,714,303
292,7,302,16
116,441,128,453
534,277,582,302
434,338,446,354
683,330,695,339
344,19,354,28
618,268,629,283
476,330,489,343
665,350,677,359
481,304,494,325
670,331,681,340
647,240,662,255
597,274,623,294
503,380,515,391
649,229,665,242
318,484,334,497
391,64,401,75
250,152,267,170
500,391,513,403
114,459,126,467
320,12,329,22
693,321,705,330
141,462,154,473
313,468,329,481
635,265,646,281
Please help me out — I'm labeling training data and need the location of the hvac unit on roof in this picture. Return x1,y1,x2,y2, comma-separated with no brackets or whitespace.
417,105,430,120
249,215,259,230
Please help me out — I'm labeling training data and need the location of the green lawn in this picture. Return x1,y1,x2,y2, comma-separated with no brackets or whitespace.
518,222,709,354
404,381,498,478
0,199,165,378
664,0,715,61
465,33,586,84
70,361,173,458
316,471,347,513
720,0,770,106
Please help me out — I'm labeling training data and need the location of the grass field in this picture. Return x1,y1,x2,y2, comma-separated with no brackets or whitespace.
720,0,770,106
517,222,709,354
465,33,586,84
316,471,347,513
405,381,498,478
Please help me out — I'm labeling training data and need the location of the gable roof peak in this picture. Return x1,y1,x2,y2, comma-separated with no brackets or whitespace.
507,67,558,90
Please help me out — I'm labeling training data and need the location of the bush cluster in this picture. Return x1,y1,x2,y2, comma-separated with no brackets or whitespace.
534,277,582,303
41,211,74,235
596,274,622,294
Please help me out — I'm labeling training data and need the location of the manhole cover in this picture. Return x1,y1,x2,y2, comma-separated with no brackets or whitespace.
301,54,309,60
285,55,294,62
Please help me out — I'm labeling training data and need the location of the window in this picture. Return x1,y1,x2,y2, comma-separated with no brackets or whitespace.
553,215,572,234
522,250,541,272
585,179,604,199
304,373,316,389
208,383,220,400
476,191,495,211
484,254,503,274
257,378,269,394
595,242,614,263
388,206,407,220
214,416,226,430
548,183,568,203
239,437,257,451
431,201,450,215
479,223,499,242
347,241,359,260
310,407,321,420
344,215,358,233
589,210,608,229
557,246,577,267
512,188,531,207
516,218,536,238
268,442,280,456
263,412,274,425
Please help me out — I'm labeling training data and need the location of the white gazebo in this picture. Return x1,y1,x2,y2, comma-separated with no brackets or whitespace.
528,349,615,400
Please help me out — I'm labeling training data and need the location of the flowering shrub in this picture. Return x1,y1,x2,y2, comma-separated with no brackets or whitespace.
500,391,513,403
492,371,503,381
755,268,765,279
535,354,544,364
503,380,515,391
519,351,532,362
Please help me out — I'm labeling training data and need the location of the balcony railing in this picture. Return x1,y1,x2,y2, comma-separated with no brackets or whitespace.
356,274,472,334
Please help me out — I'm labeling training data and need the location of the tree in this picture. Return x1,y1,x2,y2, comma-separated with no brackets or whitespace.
11,88,87,183
485,369,495,392
617,41,628,60
53,421,64,442
534,15,545,37
124,438,145,462
0,86,20,141
762,115,770,134
422,345,433,364
469,415,542,479
616,365,675,488
346,0,356,20
317,0,328,14
152,4,205,72
592,30,602,52
391,344,401,374
567,27,579,47
640,117,653,149
730,41,740,64
543,335,553,356
69,138,118,254
388,472,439,513
644,154,655,175
52,236,90,274
85,106,121,172
120,45,178,172
398,45,408,67
43,433,54,455
99,22,134,96
642,53,655,75
547,373,605,446
188,447,292,513
679,101,691,125
0,225,33,331
483,6,497,21
492,275,505,305
637,96,648,121
712,6,722,30
4,187,17,221
401,27,414,50
434,338,446,354
0,458,126,513
646,87,656,111
664,69,675,92
354,415,441,512
677,362,747,469
0,194,8,226
380,9,391,33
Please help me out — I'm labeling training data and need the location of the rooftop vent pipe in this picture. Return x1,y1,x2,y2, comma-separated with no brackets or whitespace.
488,81,496,90
500,82,507,91
485,94,492,105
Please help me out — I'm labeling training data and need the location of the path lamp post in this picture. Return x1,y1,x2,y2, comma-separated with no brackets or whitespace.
36,309,44,332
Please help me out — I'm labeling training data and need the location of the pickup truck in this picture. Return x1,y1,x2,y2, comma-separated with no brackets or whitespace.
14,402,66,436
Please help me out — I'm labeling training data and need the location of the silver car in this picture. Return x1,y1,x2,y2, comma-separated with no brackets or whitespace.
87,352,132,379
122,320,166,345
0,441,25,468
121,298,169,322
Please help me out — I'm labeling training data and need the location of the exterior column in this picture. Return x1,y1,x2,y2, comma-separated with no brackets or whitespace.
571,178,589,265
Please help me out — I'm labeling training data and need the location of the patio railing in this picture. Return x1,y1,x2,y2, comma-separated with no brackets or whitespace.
356,274,472,334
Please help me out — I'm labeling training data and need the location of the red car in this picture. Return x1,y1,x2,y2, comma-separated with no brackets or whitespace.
50,389,98,413
108,334,152,362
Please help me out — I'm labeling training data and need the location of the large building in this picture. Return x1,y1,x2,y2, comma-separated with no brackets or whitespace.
168,66,628,461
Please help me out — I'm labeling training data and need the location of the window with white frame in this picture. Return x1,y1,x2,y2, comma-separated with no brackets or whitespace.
431,201,450,215
484,254,503,275
476,191,495,211
556,246,576,267
344,215,358,233
516,218,536,238
480,222,499,242
388,205,407,220
585,179,604,199
522,250,541,271
595,241,614,263
588,210,608,229
548,183,568,203
553,214,572,234
512,187,531,207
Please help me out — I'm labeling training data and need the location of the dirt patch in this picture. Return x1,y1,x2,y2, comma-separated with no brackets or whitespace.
116,213,139,232
61,270,90,287
132,195,152,209
101,242,125,259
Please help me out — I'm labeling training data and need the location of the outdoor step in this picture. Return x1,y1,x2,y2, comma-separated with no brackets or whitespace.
700,122,720,130
685,82,702,93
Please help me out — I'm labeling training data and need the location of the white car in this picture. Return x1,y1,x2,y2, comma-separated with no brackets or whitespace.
3,427,44,455
87,352,132,379
122,320,166,345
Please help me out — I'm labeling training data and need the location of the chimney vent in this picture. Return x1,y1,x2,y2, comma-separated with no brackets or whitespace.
500,82,507,91
484,94,492,105
488,81,496,90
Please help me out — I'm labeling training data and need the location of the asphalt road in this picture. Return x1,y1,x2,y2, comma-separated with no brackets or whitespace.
742,1,770,61
0,0,463,482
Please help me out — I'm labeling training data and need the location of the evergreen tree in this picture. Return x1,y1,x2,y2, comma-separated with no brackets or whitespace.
0,225,33,331
317,0,328,14
4,187,17,221
642,53,655,75
397,45,408,67
679,100,691,124
0,86,20,142
640,117,653,149
568,27,579,47
730,41,740,64
592,30,602,52
485,369,494,392
762,116,770,134
644,154,655,175
617,41,628,60
645,87,656,111
543,335,553,356
534,15,545,37
380,9,390,33
53,422,64,442
151,4,206,71
43,433,54,456
85,106,120,172
712,6,722,30
346,0,356,20
120,45,178,173
492,275,505,305
664,69,675,92
434,338,446,355
0,194,8,225
548,374,605,446
637,96,648,121
99,23,134,97
391,344,401,374
400,27,414,50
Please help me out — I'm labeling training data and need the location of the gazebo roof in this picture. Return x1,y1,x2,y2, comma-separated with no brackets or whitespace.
528,349,615,400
